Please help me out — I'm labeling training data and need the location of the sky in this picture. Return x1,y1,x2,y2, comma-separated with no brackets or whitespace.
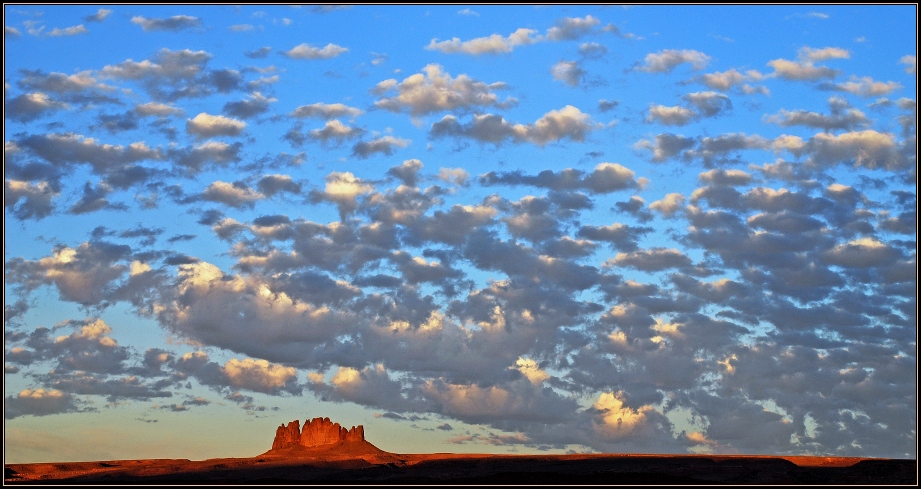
3,5,917,463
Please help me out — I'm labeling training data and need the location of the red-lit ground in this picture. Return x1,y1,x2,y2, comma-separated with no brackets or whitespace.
5,441,916,485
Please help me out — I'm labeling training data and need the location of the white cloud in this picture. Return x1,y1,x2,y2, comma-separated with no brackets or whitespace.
201,181,264,208
831,76,902,97
768,58,839,80
699,68,765,92
637,49,711,73
5,389,79,419
373,64,514,116
352,135,410,158
84,8,112,23
308,120,363,145
291,102,363,119
426,28,541,55
131,15,201,32
551,61,586,87
431,105,593,146
649,193,686,217
798,46,849,62
900,54,916,74
186,113,246,139
222,358,297,393
546,15,601,41
611,248,692,270
282,43,348,60
647,105,696,126
48,24,87,37
135,102,183,117
5,92,68,122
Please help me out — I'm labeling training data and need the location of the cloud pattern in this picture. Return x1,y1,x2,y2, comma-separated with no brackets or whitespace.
3,6,916,460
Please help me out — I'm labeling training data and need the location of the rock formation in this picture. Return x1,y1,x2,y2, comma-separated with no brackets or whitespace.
271,417,365,450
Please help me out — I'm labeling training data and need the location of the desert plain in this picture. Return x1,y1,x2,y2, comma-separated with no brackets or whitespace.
5,417,916,484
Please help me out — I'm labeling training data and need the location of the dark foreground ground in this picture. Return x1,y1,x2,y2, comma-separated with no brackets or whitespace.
5,451,917,485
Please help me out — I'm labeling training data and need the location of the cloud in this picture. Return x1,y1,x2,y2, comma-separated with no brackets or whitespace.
611,248,693,271
256,175,301,198
16,133,160,175
222,358,298,393
131,15,201,32
245,46,272,59
48,25,87,37
636,49,711,73
373,64,514,116
5,389,81,419
6,26,22,38
577,223,651,251
699,68,767,93
431,105,592,146
423,377,579,424
386,159,424,187
291,102,363,119
646,91,732,125
5,92,68,122
798,46,850,62
101,48,242,101
155,262,355,363
649,193,686,217
223,92,276,119
201,181,265,208
551,61,586,87
457,8,478,16
5,241,134,308
900,55,916,74
546,15,601,41
135,102,184,118
822,237,901,268
765,98,869,132
578,42,608,59
5,180,58,220
805,130,903,170
767,48,847,81
16,69,117,106
698,168,752,186
823,76,902,97
84,8,112,23
172,140,241,174
438,167,470,186
282,43,348,59
683,91,732,117
633,133,696,162
186,113,247,138
646,105,696,126
229,24,255,32
352,135,411,158
315,171,374,219
598,99,619,112
310,364,418,412
306,120,364,145
69,181,126,214
426,27,540,55
768,58,840,80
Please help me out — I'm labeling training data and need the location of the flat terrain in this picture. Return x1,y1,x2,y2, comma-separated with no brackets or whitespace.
5,446,916,485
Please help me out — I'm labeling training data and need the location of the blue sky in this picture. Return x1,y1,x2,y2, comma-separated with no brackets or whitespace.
4,5,916,462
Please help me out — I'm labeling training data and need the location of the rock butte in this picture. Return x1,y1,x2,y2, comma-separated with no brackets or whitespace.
271,417,366,450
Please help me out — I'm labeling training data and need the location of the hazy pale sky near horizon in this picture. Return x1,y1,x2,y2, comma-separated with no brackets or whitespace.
4,5,916,463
